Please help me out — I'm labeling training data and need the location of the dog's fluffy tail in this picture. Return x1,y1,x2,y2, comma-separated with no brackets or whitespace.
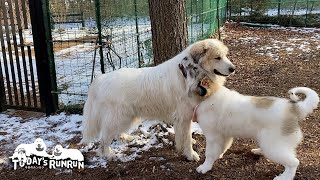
288,87,319,120
81,95,100,144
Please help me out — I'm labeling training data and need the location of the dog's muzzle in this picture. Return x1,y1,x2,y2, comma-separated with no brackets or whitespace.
213,67,235,77
36,147,44,151
54,151,62,156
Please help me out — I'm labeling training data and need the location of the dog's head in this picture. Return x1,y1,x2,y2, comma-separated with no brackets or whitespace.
53,145,63,156
189,39,235,78
17,148,26,156
16,148,27,161
181,63,215,98
34,138,46,152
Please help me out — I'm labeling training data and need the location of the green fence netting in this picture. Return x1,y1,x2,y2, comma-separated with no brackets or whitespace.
228,0,320,27
47,0,227,107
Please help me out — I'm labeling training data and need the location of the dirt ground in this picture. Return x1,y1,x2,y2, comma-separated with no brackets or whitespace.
1,23,320,179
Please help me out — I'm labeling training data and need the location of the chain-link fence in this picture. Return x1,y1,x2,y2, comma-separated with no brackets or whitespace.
228,0,320,27
47,0,227,109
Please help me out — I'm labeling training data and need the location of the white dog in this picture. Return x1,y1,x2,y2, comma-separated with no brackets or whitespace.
51,145,84,161
32,138,50,157
10,148,27,163
10,138,49,159
81,39,235,161
193,82,319,179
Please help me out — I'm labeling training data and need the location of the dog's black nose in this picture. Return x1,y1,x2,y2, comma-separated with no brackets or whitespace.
229,67,235,73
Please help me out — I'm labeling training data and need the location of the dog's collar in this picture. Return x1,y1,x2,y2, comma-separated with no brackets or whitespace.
36,147,44,151
201,79,209,86
196,78,210,97
54,151,62,156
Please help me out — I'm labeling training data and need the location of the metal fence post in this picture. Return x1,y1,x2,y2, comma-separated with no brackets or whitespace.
305,0,309,27
29,0,58,115
94,0,105,74
81,11,85,28
0,12,8,112
278,0,281,23
134,0,142,67
217,0,221,40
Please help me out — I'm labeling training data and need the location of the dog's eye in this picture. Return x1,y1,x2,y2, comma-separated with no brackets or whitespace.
215,57,221,60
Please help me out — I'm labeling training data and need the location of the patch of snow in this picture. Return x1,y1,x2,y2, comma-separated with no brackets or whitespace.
286,47,294,52
0,113,203,169
238,37,260,44
266,9,320,16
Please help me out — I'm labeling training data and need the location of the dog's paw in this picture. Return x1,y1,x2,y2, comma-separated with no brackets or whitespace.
196,164,211,174
251,148,262,155
191,138,197,145
273,174,292,180
186,150,200,161
119,133,134,143
97,147,115,160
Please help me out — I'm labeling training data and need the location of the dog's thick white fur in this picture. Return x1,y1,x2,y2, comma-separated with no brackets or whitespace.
195,86,319,180
81,39,235,161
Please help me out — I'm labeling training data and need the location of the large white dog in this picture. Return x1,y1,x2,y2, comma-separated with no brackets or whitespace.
81,39,235,161
192,75,319,179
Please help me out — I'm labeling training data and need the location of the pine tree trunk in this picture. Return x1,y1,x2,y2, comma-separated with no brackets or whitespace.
148,0,188,65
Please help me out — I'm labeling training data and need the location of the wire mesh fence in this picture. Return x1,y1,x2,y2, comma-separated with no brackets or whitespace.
47,0,227,108
187,0,227,42
49,0,153,107
228,0,320,27
3,0,319,112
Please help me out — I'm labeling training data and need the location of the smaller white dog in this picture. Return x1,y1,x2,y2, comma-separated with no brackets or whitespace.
194,84,319,180
11,148,27,163
51,145,84,161
10,138,49,159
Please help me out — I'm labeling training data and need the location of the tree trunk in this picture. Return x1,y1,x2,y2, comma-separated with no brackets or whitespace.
148,0,188,65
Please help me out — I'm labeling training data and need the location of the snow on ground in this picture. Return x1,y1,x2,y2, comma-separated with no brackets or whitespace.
233,8,320,16
266,9,320,16
235,26,320,61
0,112,202,169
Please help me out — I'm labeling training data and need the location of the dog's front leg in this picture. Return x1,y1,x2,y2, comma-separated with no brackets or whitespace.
173,111,200,161
197,134,225,174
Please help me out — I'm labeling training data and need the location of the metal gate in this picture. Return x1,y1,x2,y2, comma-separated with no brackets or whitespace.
0,0,58,114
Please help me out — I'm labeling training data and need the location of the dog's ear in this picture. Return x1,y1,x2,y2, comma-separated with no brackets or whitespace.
190,41,209,64
178,63,187,78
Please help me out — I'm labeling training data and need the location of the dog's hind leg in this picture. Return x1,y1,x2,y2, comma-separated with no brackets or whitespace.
259,135,300,180
263,147,299,180
98,111,136,160
97,135,115,160
197,134,225,174
219,137,233,158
